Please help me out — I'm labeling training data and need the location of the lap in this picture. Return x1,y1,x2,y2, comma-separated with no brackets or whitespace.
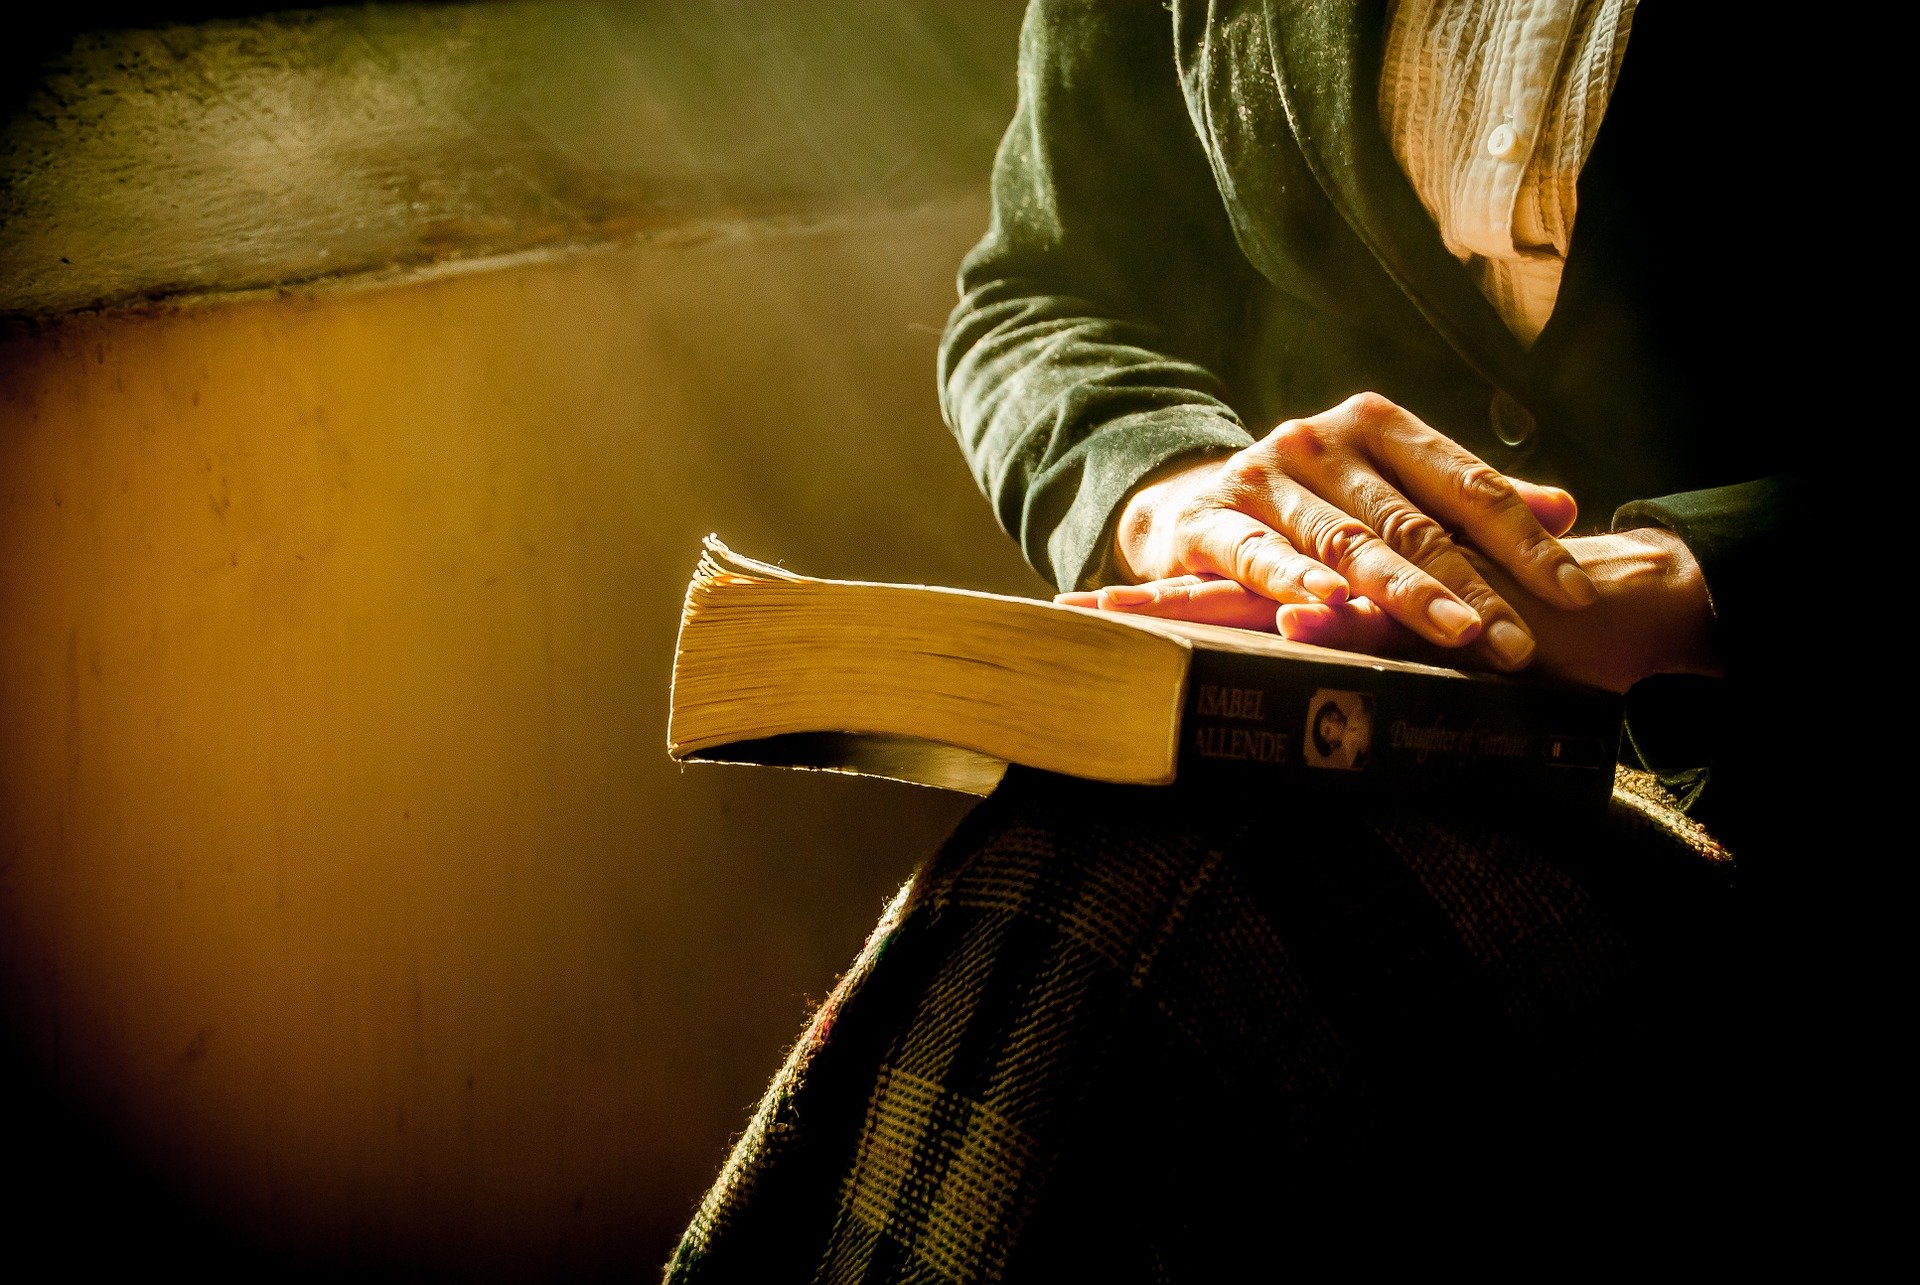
669,768,1767,1281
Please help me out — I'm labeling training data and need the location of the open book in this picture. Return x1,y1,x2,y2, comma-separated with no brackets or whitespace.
668,537,1624,807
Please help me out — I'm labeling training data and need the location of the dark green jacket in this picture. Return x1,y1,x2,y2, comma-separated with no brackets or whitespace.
939,0,1816,860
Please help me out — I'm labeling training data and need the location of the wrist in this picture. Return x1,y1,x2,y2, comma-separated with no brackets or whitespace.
1608,526,1721,680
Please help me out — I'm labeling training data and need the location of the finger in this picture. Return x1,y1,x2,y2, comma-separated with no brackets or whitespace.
1239,476,1485,649
1276,598,1421,657
1340,396,1595,608
1393,446,1595,607
1269,423,1557,666
1407,540,1537,670
1088,576,1282,631
1278,598,1490,670
1257,404,1572,648
1280,596,1544,676
1269,454,1536,662
1058,577,1197,611
1177,506,1349,605
1511,479,1578,538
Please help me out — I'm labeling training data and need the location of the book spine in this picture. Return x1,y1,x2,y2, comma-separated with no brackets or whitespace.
1176,650,1624,809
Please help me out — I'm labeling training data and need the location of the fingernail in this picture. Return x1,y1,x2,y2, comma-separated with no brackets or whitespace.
1426,596,1479,641
1100,585,1155,606
1555,562,1598,607
1486,620,1534,667
1303,568,1347,603
1276,604,1328,639
1054,591,1098,606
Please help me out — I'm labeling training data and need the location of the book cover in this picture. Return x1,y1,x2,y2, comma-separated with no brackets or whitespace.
1175,645,1621,807
668,537,1625,809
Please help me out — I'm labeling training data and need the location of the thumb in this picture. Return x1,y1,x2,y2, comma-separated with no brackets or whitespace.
1511,479,1578,537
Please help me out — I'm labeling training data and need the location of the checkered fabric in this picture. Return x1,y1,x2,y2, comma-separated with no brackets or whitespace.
665,766,1764,1281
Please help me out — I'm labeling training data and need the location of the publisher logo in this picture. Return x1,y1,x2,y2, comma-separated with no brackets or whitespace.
1304,690,1373,771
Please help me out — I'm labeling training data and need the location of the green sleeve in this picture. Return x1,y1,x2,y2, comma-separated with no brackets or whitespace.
1612,477,1801,844
1613,477,1797,686
937,0,1255,592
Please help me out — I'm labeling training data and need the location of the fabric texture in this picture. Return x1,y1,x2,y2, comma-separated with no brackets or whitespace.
1379,0,1640,343
664,766,1770,1282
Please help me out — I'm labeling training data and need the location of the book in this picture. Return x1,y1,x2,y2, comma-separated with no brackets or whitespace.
668,536,1625,808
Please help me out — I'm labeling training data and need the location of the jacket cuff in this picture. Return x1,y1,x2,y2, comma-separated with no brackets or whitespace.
1612,477,1790,680
1042,409,1250,592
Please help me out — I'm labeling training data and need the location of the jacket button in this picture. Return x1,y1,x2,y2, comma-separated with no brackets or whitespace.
1489,390,1536,447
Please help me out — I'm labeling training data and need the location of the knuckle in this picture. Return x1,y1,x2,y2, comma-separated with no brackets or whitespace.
1235,537,1317,598
1226,526,1284,584
1375,506,1454,566
1342,390,1396,422
1514,530,1563,566
1384,563,1436,603
1178,489,1229,532
1263,417,1325,461
1454,579,1512,619
1308,516,1380,571
1223,455,1280,499
1453,461,1522,511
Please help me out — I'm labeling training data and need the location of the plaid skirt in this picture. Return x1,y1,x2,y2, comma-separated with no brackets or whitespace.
664,766,1798,1281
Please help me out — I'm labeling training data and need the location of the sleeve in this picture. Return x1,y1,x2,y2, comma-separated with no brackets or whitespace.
1613,477,1798,686
937,0,1259,592
1611,477,1806,854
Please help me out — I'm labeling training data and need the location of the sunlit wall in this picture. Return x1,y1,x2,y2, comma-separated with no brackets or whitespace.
0,2,1038,1274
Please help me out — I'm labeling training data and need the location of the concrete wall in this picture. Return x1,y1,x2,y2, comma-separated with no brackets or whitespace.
0,3,1040,1274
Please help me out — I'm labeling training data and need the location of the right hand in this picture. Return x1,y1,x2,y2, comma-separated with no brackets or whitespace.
1269,528,1719,693
1102,392,1596,671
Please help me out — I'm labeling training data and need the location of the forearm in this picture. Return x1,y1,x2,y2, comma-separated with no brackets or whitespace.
937,0,1256,591
1612,477,1800,686
942,292,1251,590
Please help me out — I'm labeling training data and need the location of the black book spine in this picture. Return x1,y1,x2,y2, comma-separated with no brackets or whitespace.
1175,649,1624,810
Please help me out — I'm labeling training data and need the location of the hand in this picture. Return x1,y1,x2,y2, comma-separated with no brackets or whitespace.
1107,392,1596,670
1268,528,1719,693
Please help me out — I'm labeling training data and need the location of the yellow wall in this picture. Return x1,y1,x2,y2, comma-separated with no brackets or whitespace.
0,200,1044,1273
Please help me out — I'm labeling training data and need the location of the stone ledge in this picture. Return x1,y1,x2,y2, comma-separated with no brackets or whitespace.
1,0,1022,321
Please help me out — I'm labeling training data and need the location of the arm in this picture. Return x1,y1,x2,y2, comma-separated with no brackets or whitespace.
1184,478,1797,699
938,0,1257,594
942,1,1593,669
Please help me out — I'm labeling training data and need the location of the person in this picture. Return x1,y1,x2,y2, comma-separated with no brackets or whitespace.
941,0,1823,867
666,4,1846,1277
1309,698,1347,761
1304,692,1370,769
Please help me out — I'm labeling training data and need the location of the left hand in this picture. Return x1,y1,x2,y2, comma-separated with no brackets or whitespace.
1107,395,1596,671
1060,527,1719,693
